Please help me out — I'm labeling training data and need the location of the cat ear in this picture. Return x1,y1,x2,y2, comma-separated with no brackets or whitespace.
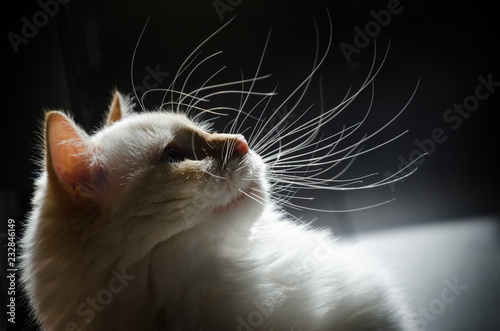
45,111,95,198
105,90,128,126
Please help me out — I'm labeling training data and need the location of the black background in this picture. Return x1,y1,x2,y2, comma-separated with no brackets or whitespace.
2,0,499,330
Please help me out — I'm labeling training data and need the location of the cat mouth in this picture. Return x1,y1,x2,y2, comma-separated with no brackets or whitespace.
212,182,260,214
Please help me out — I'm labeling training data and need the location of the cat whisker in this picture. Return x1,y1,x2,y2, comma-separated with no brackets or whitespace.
234,157,250,172
169,16,237,113
268,165,409,191
178,51,225,113
250,20,325,153
255,46,381,161
247,84,279,147
231,27,273,136
168,51,205,109
314,143,362,181
185,65,229,117
370,153,426,186
221,140,230,168
205,170,227,180
189,74,274,104
238,188,267,206
191,131,200,162
232,84,278,133
280,196,398,213
183,65,273,120
260,75,420,203
162,101,228,116
187,89,276,123
141,88,209,109
194,106,268,123
260,78,371,164
234,165,249,173
148,85,207,109
269,128,401,169
253,102,315,159
265,174,367,190
255,38,393,167
259,120,354,164
131,16,150,111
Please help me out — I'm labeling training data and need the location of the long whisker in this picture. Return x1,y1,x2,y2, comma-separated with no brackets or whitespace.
178,51,224,114
238,188,267,207
279,197,397,213
131,16,150,111
230,26,274,135
148,7,421,215
170,16,237,112
251,15,329,153
256,39,390,160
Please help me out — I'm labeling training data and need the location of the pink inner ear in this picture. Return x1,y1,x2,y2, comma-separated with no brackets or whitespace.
106,91,123,126
47,112,91,190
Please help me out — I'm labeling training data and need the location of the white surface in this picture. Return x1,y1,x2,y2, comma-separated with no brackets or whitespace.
349,217,500,330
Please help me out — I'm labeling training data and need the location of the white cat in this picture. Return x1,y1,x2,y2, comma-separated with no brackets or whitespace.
20,88,416,330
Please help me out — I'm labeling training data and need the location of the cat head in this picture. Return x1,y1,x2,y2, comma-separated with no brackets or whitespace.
42,90,268,263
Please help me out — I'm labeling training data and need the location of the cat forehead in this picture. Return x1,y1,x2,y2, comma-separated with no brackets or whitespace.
124,111,198,131
89,111,212,160
97,111,203,141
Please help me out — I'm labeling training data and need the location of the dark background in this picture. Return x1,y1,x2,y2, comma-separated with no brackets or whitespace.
2,0,499,330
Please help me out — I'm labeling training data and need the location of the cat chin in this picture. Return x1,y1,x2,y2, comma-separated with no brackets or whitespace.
207,181,266,225
212,181,259,214
205,151,268,219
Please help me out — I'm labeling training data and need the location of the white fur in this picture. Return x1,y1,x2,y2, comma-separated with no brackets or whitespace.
21,104,415,330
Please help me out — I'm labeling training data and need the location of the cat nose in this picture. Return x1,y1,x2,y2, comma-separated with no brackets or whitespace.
207,133,249,159
233,137,249,156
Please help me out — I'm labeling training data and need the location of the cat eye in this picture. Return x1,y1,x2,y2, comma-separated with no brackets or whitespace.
160,146,184,163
